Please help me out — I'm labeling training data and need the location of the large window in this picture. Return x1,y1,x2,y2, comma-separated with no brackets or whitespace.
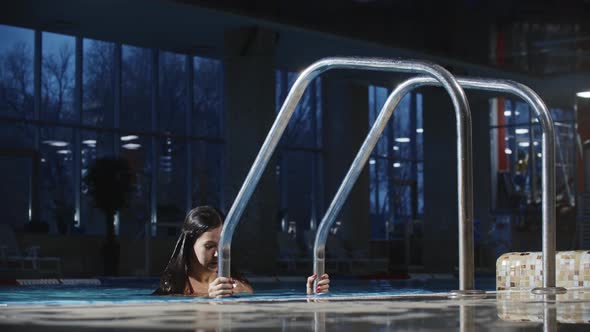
193,57,224,208
275,70,323,255
0,25,36,229
122,46,151,131
0,24,225,237
42,32,75,123
490,98,576,211
368,86,424,240
83,39,114,127
0,24,34,119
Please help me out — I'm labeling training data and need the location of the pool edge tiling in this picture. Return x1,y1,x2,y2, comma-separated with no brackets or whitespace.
497,250,590,290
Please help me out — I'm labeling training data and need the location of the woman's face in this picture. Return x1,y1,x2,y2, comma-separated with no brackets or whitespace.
193,226,222,272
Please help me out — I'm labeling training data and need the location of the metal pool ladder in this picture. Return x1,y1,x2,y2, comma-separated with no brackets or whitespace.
217,56,482,296
313,75,565,296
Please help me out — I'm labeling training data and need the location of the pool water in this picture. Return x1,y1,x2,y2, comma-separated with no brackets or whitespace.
0,278,496,306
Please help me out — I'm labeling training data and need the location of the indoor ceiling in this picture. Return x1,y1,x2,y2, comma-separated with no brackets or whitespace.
2,0,590,103
175,0,590,76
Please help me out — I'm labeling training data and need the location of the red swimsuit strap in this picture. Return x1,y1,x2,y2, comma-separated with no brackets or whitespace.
186,275,195,295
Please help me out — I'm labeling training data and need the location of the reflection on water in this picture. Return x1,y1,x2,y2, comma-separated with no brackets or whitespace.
2,291,590,331
0,279,497,306
496,290,590,324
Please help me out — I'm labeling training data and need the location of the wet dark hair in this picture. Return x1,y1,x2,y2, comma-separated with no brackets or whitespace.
154,206,224,295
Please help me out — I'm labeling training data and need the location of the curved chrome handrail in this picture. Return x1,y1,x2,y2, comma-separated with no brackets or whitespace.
218,58,473,288
313,75,563,295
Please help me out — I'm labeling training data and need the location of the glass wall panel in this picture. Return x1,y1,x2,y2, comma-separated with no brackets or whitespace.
277,71,322,148
192,141,224,209
118,134,152,237
0,121,34,149
157,136,186,230
489,99,575,211
42,32,75,122
369,86,391,157
159,52,186,133
368,86,422,240
39,126,74,234
280,150,321,253
0,24,227,238
275,70,323,252
83,39,114,126
0,122,35,228
80,130,114,234
369,158,391,239
416,93,423,161
194,56,223,138
0,24,34,119
122,45,151,131
392,94,412,161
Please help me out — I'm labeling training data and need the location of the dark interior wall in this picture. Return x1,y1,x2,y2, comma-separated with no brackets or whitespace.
322,74,370,255
469,91,494,268
420,87,505,272
223,26,279,274
421,87,459,272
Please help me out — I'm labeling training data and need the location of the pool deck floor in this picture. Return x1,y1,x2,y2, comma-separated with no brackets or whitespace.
2,290,590,331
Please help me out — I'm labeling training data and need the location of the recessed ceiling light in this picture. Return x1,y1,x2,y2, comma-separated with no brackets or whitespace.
121,135,139,141
42,140,69,147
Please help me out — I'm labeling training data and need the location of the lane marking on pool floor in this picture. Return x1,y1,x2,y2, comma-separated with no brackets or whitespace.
13,279,102,286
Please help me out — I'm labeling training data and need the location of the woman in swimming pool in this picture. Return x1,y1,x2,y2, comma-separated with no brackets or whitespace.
155,205,329,297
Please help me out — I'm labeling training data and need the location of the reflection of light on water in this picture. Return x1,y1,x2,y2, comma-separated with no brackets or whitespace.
122,143,141,150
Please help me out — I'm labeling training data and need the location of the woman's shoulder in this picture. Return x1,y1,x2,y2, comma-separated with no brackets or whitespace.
234,279,254,294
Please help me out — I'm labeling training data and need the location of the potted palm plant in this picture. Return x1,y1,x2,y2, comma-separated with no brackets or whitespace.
84,156,134,276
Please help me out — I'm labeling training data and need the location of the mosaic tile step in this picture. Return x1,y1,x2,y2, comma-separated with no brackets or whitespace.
497,250,590,290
